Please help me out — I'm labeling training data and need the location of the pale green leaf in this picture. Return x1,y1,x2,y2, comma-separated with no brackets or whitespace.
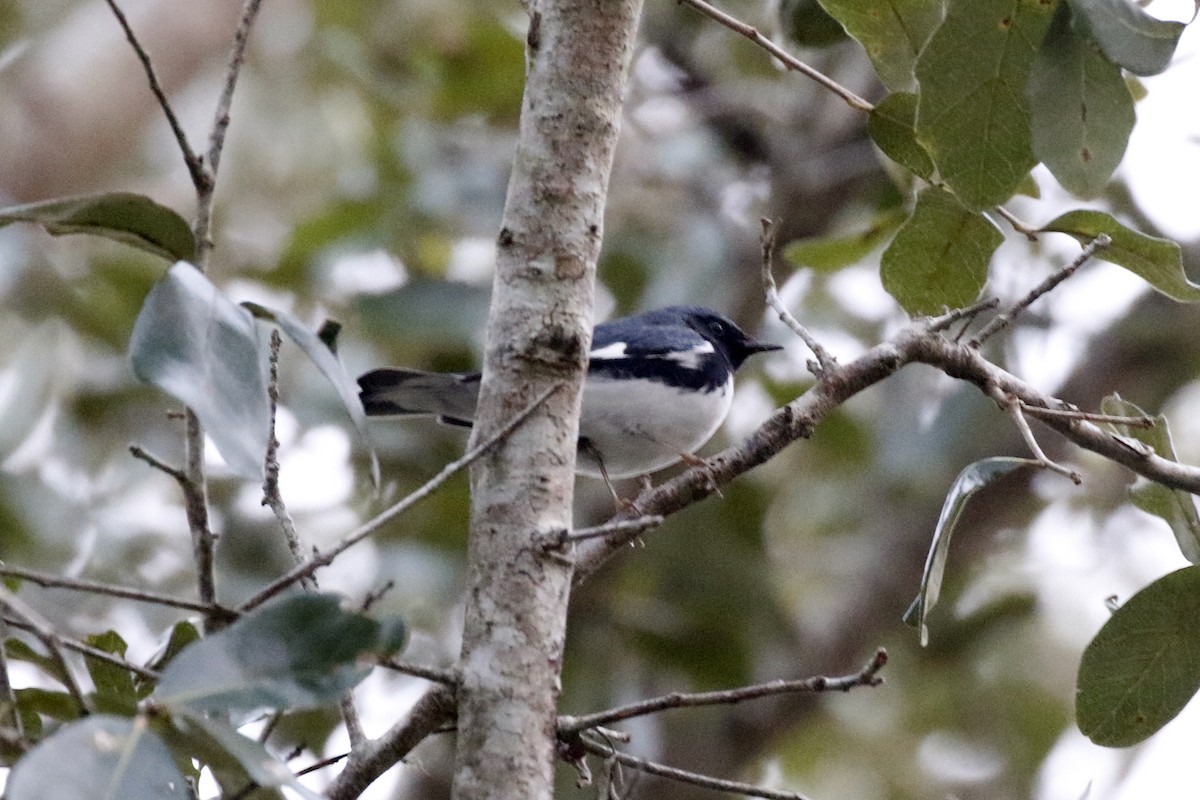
1077,566,1200,746
905,457,1036,646
880,187,1004,315
129,262,271,479
1101,395,1200,563
1040,211,1198,302
1068,0,1184,76
154,593,407,714
915,0,1058,209
0,192,195,262
7,715,189,800
782,208,907,272
1029,7,1135,198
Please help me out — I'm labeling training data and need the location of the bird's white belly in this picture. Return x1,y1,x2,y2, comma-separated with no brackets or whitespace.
576,375,733,479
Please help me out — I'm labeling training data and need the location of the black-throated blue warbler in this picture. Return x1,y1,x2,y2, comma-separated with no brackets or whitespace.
357,306,781,483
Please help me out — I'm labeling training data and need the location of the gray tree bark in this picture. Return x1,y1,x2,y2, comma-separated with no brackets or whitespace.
449,0,644,798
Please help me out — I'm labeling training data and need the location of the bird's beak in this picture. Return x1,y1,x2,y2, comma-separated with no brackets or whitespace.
745,338,784,354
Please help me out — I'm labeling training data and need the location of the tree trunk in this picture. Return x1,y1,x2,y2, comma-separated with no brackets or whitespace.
450,0,644,798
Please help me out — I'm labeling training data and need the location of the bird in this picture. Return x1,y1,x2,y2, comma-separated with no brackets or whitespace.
357,305,782,488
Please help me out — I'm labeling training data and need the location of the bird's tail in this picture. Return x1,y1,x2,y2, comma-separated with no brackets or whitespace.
357,368,481,426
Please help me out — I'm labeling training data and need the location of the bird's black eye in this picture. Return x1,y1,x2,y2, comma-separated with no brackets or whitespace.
709,320,726,337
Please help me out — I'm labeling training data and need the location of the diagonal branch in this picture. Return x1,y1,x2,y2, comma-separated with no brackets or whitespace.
239,384,562,612
101,0,208,192
574,734,814,800
559,648,886,734
0,565,233,617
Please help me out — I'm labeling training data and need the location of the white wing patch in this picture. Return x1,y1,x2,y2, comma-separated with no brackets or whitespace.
589,341,628,360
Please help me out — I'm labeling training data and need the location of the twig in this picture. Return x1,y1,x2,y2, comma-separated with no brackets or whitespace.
1,615,160,682
0,564,233,617
101,0,208,192
0,588,88,713
296,751,351,778
559,648,887,734
342,694,366,752
324,684,458,800
182,410,219,626
970,234,1112,348
380,658,460,685
262,330,315,591
576,734,814,800
539,516,665,550
991,388,1082,484
760,218,836,375
0,620,22,738
993,206,1039,240
677,0,872,112
128,444,185,482
1017,402,1155,428
925,298,1000,333
239,384,561,612
206,0,265,177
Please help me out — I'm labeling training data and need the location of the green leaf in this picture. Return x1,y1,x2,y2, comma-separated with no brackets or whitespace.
7,714,190,800
1077,566,1200,746
15,687,81,722
880,187,1004,315
783,208,907,273
915,0,1058,209
171,710,321,800
4,638,70,688
83,631,139,716
1039,211,1198,302
153,593,407,713
1101,395,1200,563
1029,7,1135,198
817,0,945,91
1068,0,1184,76
868,92,935,179
780,0,848,46
242,302,380,487
0,192,195,262
905,457,1036,646
129,262,271,479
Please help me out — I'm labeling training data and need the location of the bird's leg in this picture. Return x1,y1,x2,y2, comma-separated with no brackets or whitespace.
678,451,723,498
581,439,641,513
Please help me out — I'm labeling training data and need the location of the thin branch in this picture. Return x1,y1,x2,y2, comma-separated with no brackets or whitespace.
101,0,208,192
993,205,1039,240
324,684,458,800
993,388,1082,484
1017,403,1154,428
296,751,351,778
0,589,88,713
341,694,367,752
925,298,1000,333
1,615,160,682
970,234,1113,348
575,734,814,800
381,658,460,685
0,564,233,617
128,444,185,483
760,218,836,375
206,0,265,176
262,330,315,590
182,410,218,624
538,516,664,550
559,648,887,734
677,0,872,112
239,384,561,612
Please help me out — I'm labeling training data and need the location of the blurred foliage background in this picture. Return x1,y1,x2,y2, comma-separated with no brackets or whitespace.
2,0,1200,798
